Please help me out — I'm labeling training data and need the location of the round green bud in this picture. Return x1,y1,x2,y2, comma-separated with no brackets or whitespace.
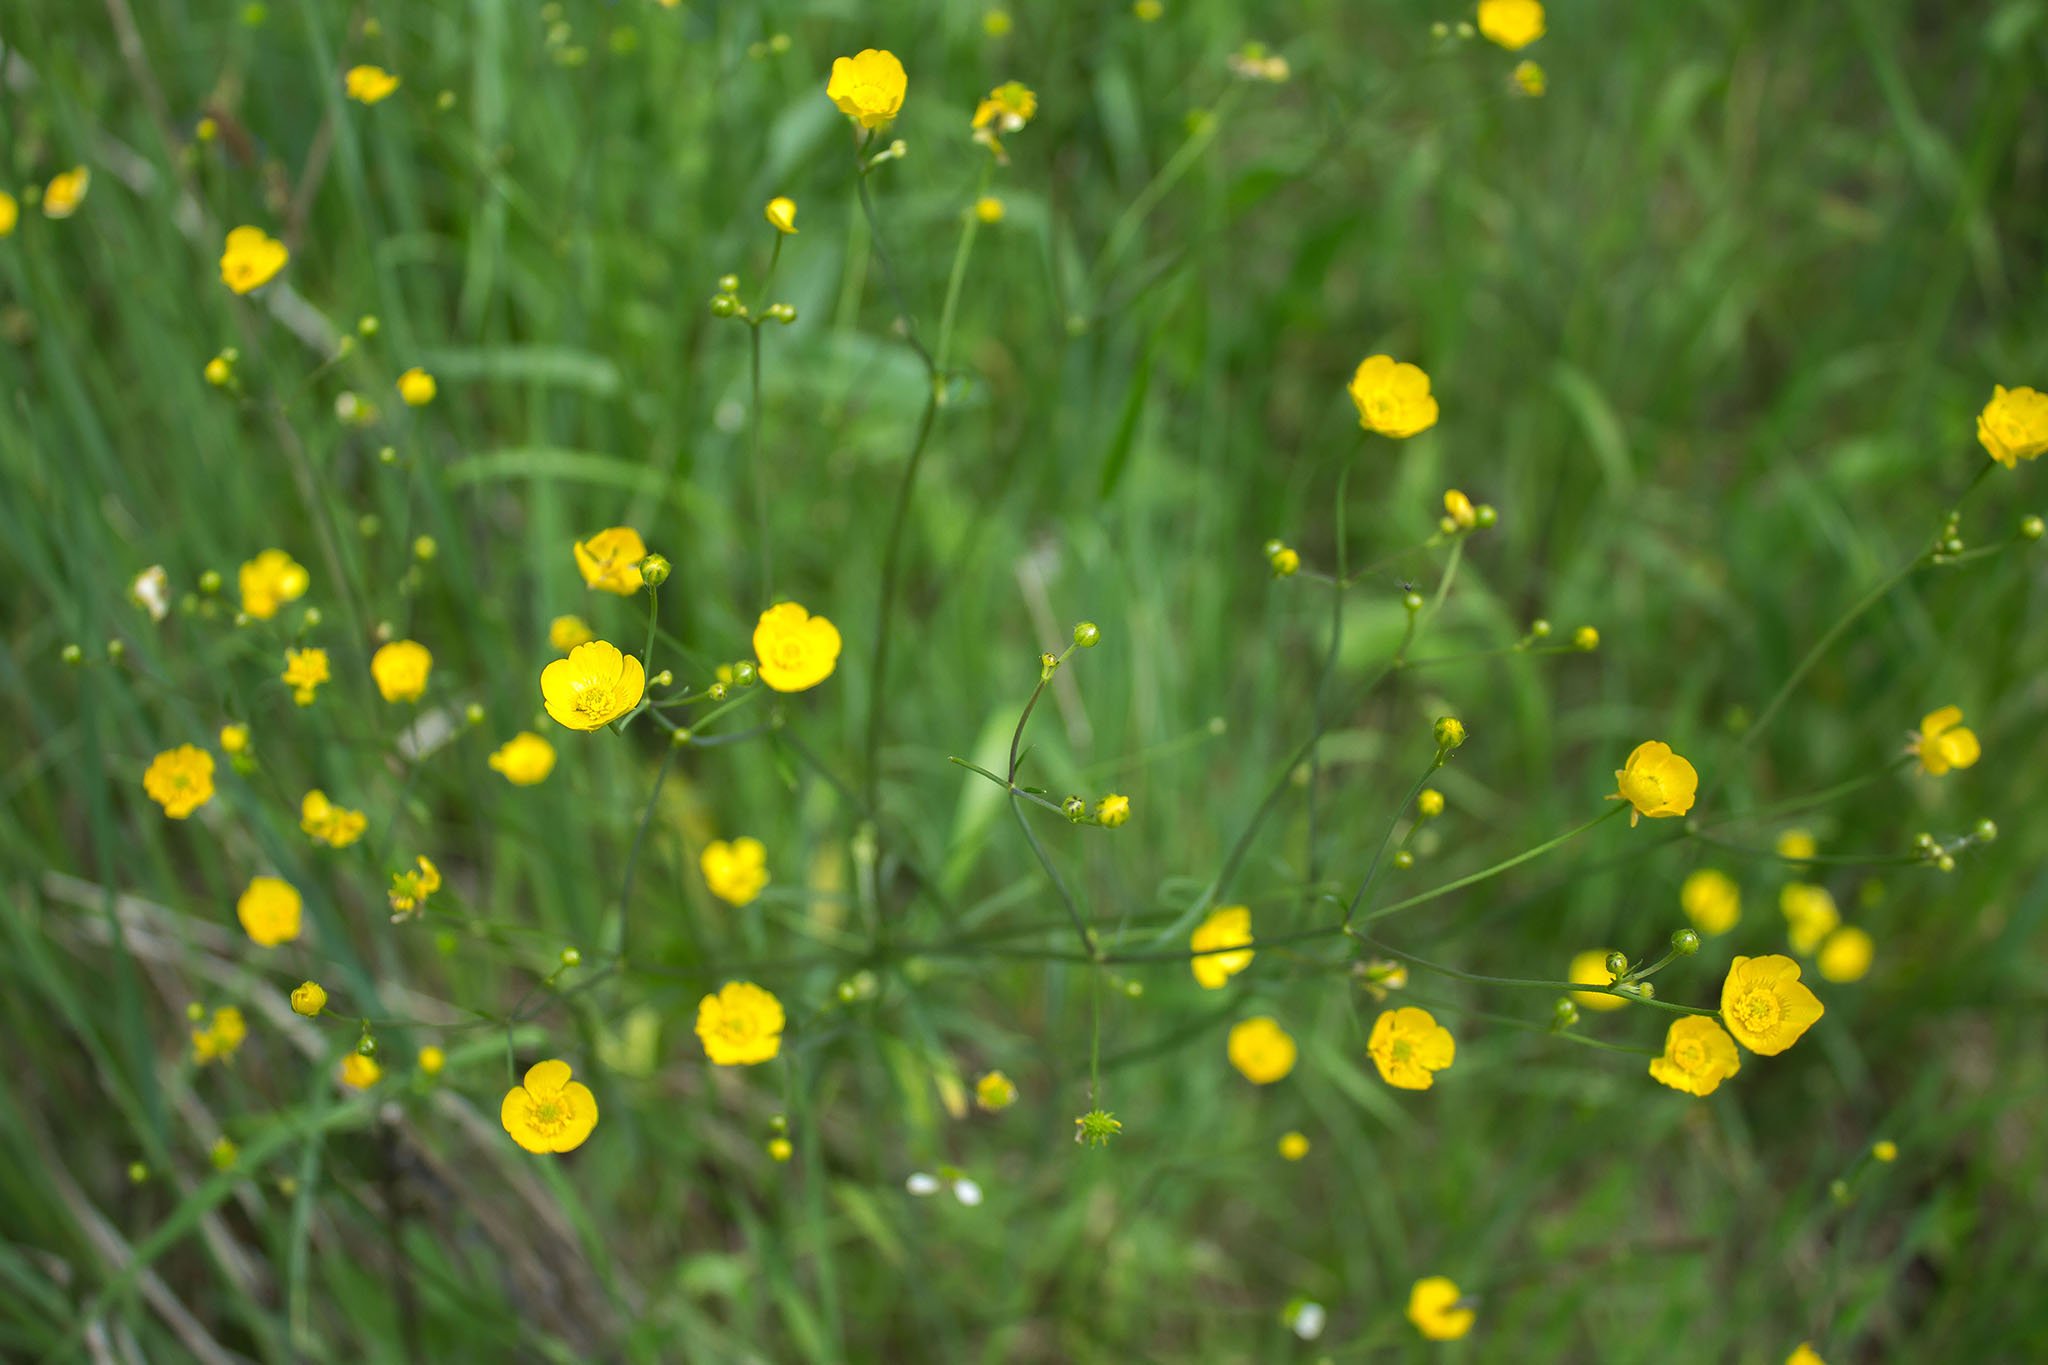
128,1161,149,1184
336,335,356,358
1974,818,1998,843
1403,591,1425,612
836,979,858,1003
560,947,581,967
302,607,322,627
1433,716,1467,751
769,1113,788,1133
669,727,693,746
717,273,740,295
199,569,223,595
1671,928,1700,955
60,643,83,666
1936,853,1956,873
105,639,126,661
1073,621,1101,648
733,660,759,686
378,445,397,465
710,294,738,318
464,702,486,726
1123,979,1144,999
1438,516,1458,536
640,553,671,587
436,89,457,110
357,314,380,337
707,682,729,702
770,32,791,52
2021,515,2044,541
358,514,381,537
773,303,799,325
1942,537,1964,556
356,1034,378,1057
1913,831,1936,850
1530,618,1551,639
1474,504,1498,528
651,669,674,688
1061,795,1087,822
1552,996,1578,1026
1829,1178,1851,1205
1392,849,1414,870
1635,981,1656,1000
413,535,437,561
1604,951,1629,979
1261,538,1284,559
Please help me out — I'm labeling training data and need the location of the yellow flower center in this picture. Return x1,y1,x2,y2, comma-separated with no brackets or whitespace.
1732,986,1780,1035
716,1015,758,1045
772,638,808,670
523,1093,569,1137
1673,1039,1706,1071
1391,1038,1414,1064
573,683,616,721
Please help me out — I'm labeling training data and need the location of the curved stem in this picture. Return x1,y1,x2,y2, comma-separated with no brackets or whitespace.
1358,804,1630,926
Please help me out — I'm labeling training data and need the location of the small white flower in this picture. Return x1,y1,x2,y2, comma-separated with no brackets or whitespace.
130,565,170,622
904,1172,940,1197
951,1178,982,1207
1289,1301,1326,1341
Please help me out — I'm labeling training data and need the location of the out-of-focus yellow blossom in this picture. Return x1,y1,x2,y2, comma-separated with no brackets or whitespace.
971,80,1037,157
1134,0,1163,19
1786,1345,1825,1365
209,1137,238,1170
1721,954,1824,1056
696,981,785,1065
1406,1276,1475,1341
396,367,437,406
983,11,1012,37
340,1052,382,1089
1872,1139,1897,1163
281,647,330,705
344,64,400,104
144,745,216,819
204,355,232,386
0,190,17,236
1095,793,1131,827
1817,926,1874,983
370,639,432,702
1477,0,1545,50
1513,59,1547,96
1780,883,1840,955
1227,1016,1297,1084
191,1006,248,1065
300,790,367,848
1368,1007,1455,1090
1568,949,1627,1012
489,731,557,785
290,981,326,1017
574,527,647,595
42,166,90,218
1227,43,1291,82
1270,545,1300,576
419,1045,446,1075
388,856,442,917
541,640,645,730
1680,868,1741,935
1977,385,2048,467
768,1136,794,1161
219,723,250,755
1909,705,1980,776
1189,905,1255,989
1347,354,1439,438
1443,489,1476,528
701,837,769,906
239,548,309,619
1648,1016,1741,1096
764,196,798,233
1278,1131,1310,1160
975,1070,1017,1111
237,875,302,946
753,601,842,691
1776,828,1817,861
1417,788,1445,818
826,49,907,129
1610,740,1698,825
219,226,288,294
549,614,595,652
975,195,1005,223
1573,625,1599,651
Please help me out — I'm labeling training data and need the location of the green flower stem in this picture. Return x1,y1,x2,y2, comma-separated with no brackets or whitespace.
1357,804,1630,926
1091,85,1241,288
1399,988,1666,1058
1738,553,1924,752
1683,828,1929,868
948,755,1068,816
1692,759,1910,828
1305,461,1352,885
1350,933,1720,1017
934,162,994,382
613,745,679,967
1341,760,1443,928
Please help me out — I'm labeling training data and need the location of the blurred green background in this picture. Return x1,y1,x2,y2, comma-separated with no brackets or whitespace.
3,0,2046,1360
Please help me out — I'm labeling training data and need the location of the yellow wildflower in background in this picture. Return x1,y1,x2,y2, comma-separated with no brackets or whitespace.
370,639,432,702
1780,883,1840,954
42,165,90,218
219,723,249,755
1568,949,1627,1012
1647,1016,1741,1096
574,526,647,595
975,195,1005,223
696,981,785,1065
826,49,907,129
300,790,367,848
1977,385,2048,467
281,647,329,705
1417,788,1445,818
1721,954,1824,1056
1872,1139,1897,1163
1443,489,1477,529
500,1059,599,1152
1189,905,1254,989
219,226,288,294
1406,1276,1475,1341
1817,926,1874,983
1680,868,1740,935
764,196,798,233
237,875,302,946
1776,828,1817,861
1786,1345,1825,1365
1513,60,1547,96
1095,793,1130,827
191,1006,248,1065
144,744,215,818
1278,1131,1310,1161
975,1070,1017,1111
1367,1007,1455,1090
1134,0,1163,19
1347,354,1439,438
971,79,1037,158
489,731,557,785
701,837,769,906
388,856,442,916
290,981,326,1016
1227,1016,1297,1084
549,613,595,652
344,64,400,104
1909,705,1979,776
753,601,842,691
1477,0,1545,50
541,640,646,730
0,190,17,236
340,1052,382,1089
1610,740,1698,825
396,367,437,406
419,1046,445,1076
239,548,309,619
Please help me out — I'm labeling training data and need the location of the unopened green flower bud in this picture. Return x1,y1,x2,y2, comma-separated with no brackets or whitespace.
1392,849,1414,870
707,682,729,702
61,643,83,666
105,639,126,661
717,274,740,295
1552,996,1578,1027
652,669,673,687
560,947,581,967
1671,928,1700,955
710,294,737,318
1061,795,1087,822
670,726,693,746
1474,504,1498,528
1974,818,1998,842
378,445,397,465
1403,591,1425,612
1261,538,1284,559
1634,981,1655,1000
732,660,759,686
1529,618,1551,638
1604,951,1628,979
464,702,486,726
1573,626,1599,651
2021,515,2044,541
199,569,223,595
1936,853,1956,872
357,314,380,337
128,1161,149,1184
356,1034,378,1057
302,607,322,627
1829,1178,1851,1205
1433,716,1466,751
1073,621,1100,648
413,535,437,561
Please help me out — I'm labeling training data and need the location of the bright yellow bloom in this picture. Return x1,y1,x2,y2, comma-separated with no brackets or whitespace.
344,64,400,104
370,639,432,702
1278,1131,1310,1161
1189,905,1254,989
489,731,557,785
219,723,250,755
1977,385,2048,467
1477,0,1545,50
1872,1139,1897,1163
1610,740,1698,826
0,190,17,236
549,613,595,652
1368,1007,1455,1090
1406,1276,1475,1341
1776,828,1817,861
826,49,907,129
768,1136,794,1161
219,226,288,294
1721,954,1825,1056
204,353,232,385
1347,354,1439,438
419,1045,446,1076
1417,788,1445,818
388,856,442,916
1443,488,1476,528
1513,59,1547,96
701,837,769,906
500,1058,599,1152
753,601,842,691
1780,883,1840,955
1680,868,1741,935
1568,949,1627,1012
1648,1016,1742,1096
191,1006,248,1065
541,640,646,730
975,195,1005,223
1134,0,1163,18
1786,1345,1825,1365
975,1070,1017,1111
42,166,90,218
1227,1016,1297,1084
573,526,647,595
1909,705,1979,776
396,367,437,406
696,981,785,1065
1573,625,1600,651
971,80,1036,157
1817,926,1874,984
237,875,303,946
238,548,309,619
1095,793,1131,827
144,744,216,818
300,789,367,848
340,1052,382,1089
764,196,798,234
290,981,327,1017
281,647,330,705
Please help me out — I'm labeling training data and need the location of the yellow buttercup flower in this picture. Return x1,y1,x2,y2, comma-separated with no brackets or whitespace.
1417,788,1445,818
237,875,303,946
1721,954,1824,1056
191,1006,248,1065
753,601,842,692
549,614,595,653
1095,793,1131,827
144,744,216,819
1680,868,1740,935
971,79,1037,157
1977,385,2048,467
826,49,907,129
501,1059,598,1151
1477,0,1545,50
1134,0,1163,18
1568,949,1627,1012
300,790,367,848
1780,883,1840,954
1647,1016,1742,1096
1443,488,1476,529
1817,926,1873,983
541,640,646,730
0,191,17,236
344,64,400,104
701,837,769,906
1909,705,1979,776
370,639,431,702
1369,1007,1455,1090
1278,1131,1310,1161
219,226,288,294
238,547,309,619
219,723,250,756
1189,905,1254,989
1786,1345,1825,1365
419,1046,446,1076
765,196,798,233
388,856,442,917
42,165,90,218
696,981,785,1065
290,981,327,1017
489,731,557,785
1610,740,1698,826
1776,828,1817,861
574,526,647,595
1513,59,1547,96
1871,1139,1897,1163
975,1070,1017,1111
1227,1016,1297,1084
281,647,330,705
975,195,1005,223
1347,354,1439,438
340,1052,383,1090
396,367,437,406
1406,1276,1475,1341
